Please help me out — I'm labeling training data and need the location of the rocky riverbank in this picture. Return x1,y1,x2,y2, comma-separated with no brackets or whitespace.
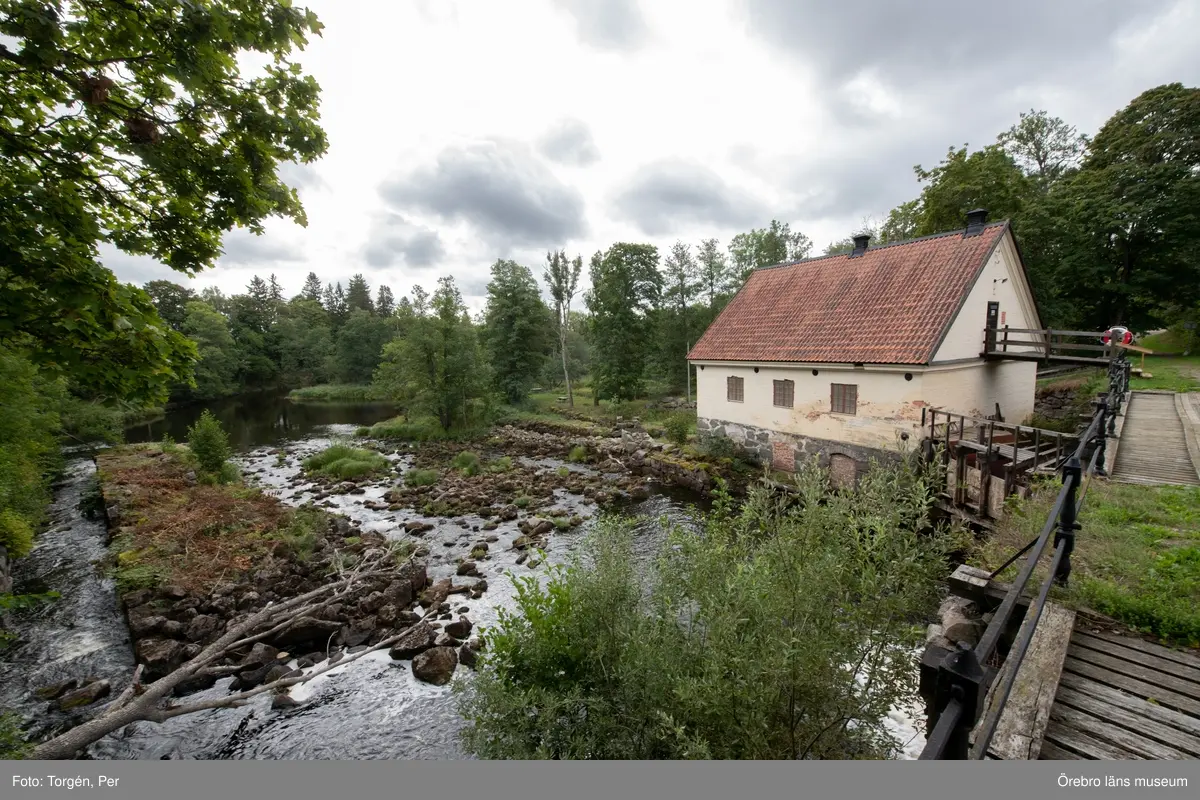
91,445,487,705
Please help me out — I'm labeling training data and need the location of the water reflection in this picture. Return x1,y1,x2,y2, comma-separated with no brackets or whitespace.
124,392,399,451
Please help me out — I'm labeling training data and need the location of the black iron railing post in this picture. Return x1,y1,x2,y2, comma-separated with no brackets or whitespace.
1055,455,1082,586
1094,397,1109,477
932,645,985,759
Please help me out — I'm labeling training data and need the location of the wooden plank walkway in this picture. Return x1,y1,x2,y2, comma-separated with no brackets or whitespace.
1039,629,1200,759
1110,392,1200,486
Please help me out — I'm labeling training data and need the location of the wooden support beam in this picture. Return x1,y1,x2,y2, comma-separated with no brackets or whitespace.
975,602,1075,759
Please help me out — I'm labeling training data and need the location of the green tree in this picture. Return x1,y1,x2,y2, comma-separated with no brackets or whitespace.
543,250,584,406
909,145,1030,236
186,409,231,476
695,237,731,312
323,282,348,328
375,284,396,317
586,244,662,402
0,0,327,405
880,200,920,243
143,280,198,332
658,241,699,392
728,221,812,285
345,273,374,314
177,300,237,401
300,272,324,303
276,297,333,386
330,309,393,385
484,260,553,403
998,109,1088,184
375,277,487,431
458,456,956,759
1051,83,1200,329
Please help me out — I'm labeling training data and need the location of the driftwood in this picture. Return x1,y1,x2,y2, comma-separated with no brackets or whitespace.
31,546,433,760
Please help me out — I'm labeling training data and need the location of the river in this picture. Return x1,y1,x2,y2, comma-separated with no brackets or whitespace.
1,394,927,759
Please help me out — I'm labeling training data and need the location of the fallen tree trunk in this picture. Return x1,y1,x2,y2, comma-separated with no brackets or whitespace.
32,545,430,760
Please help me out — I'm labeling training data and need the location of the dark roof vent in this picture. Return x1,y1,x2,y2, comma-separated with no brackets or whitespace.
964,208,989,237
850,233,870,257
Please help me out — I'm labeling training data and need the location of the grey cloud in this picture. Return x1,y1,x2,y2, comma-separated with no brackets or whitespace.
219,228,306,266
538,118,601,166
100,246,191,287
611,159,769,236
277,161,327,193
741,0,1172,91
551,0,649,51
364,213,446,268
380,138,586,248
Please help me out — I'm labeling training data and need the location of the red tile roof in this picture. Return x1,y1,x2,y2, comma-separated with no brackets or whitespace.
686,223,1009,365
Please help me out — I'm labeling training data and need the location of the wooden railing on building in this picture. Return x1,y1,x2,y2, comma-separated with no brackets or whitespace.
982,327,1131,366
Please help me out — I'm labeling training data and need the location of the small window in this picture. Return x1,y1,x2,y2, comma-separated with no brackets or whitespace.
727,375,744,403
831,383,857,415
773,379,794,408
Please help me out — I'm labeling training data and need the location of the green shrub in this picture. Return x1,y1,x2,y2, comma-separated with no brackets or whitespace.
218,461,241,485
568,445,587,463
405,468,440,487
556,466,570,478
367,416,447,442
274,508,325,562
514,495,532,509
0,509,34,559
453,451,482,476
303,444,388,480
114,563,169,594
486,456,514,473
663,413,692,446
186,410,231,475
456,456,955,759
289,384,389,402
697,432,737,461
160,433,178,455
0,712,30,759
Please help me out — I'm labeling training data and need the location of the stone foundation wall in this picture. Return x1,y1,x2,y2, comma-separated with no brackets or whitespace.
697,417,900,484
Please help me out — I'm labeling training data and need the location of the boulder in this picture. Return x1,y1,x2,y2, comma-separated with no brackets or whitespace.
185,614,224,644
434,632,461,648
129,615,167,636
411,647,458,685
137,638,188,672
240,643,281,668
444,616,473,639
420,578,452,608
35,679,80,701
56,680,111,711
388,622,438,660
456,560,479,577
498,504,519,521
271,693,299,710
270,617,342,649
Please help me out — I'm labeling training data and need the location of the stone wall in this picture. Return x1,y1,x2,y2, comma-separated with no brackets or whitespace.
697,417,901,484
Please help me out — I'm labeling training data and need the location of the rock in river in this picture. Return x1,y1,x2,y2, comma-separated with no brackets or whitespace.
412,646,458,685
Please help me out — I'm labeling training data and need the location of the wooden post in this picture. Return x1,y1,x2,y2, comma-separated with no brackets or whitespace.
1002,325,1009,353
1032,427,1041,474
984,421,995,517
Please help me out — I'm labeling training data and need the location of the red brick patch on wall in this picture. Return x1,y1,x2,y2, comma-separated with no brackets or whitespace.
772,441,795,472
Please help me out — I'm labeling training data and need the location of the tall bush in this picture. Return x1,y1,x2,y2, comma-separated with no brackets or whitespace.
186,410,231,476
457,454,957,759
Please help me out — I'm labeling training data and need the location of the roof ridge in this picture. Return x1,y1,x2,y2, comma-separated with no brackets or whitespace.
755,220,1009,272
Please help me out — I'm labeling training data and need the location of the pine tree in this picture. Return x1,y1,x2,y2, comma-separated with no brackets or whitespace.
543,249,583,406
376,285,396,316
346,273,374,314
301,272,323,302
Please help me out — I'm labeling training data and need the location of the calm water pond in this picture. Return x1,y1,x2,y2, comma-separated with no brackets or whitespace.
124,391,400,451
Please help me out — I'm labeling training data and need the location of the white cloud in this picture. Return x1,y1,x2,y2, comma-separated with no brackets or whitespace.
100,0,1200,312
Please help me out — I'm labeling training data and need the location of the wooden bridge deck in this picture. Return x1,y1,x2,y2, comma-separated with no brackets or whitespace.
1110,391,1200,486
1039,628,1200,759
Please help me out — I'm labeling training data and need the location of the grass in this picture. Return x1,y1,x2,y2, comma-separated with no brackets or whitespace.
1129,356,1200,393
302,444,389,480
486,456,513,473
288,384,390,402
404,468,439,487
365,416,486,442
567,445,587,463
1140,328,1194,355
978,480,1200,645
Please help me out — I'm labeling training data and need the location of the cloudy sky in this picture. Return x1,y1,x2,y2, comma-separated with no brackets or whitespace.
106,0,1200,311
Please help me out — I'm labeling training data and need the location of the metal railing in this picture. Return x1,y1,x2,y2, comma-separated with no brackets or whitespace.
918,353,1131,759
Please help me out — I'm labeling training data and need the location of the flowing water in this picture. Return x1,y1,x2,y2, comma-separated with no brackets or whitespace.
1,395,926,759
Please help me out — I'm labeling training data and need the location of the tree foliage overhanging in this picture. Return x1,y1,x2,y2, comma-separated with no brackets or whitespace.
0,0,328,404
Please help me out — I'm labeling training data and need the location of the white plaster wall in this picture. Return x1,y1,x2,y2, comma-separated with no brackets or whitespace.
932,230,1042,362
921,360,1037,424
694,363,926,450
